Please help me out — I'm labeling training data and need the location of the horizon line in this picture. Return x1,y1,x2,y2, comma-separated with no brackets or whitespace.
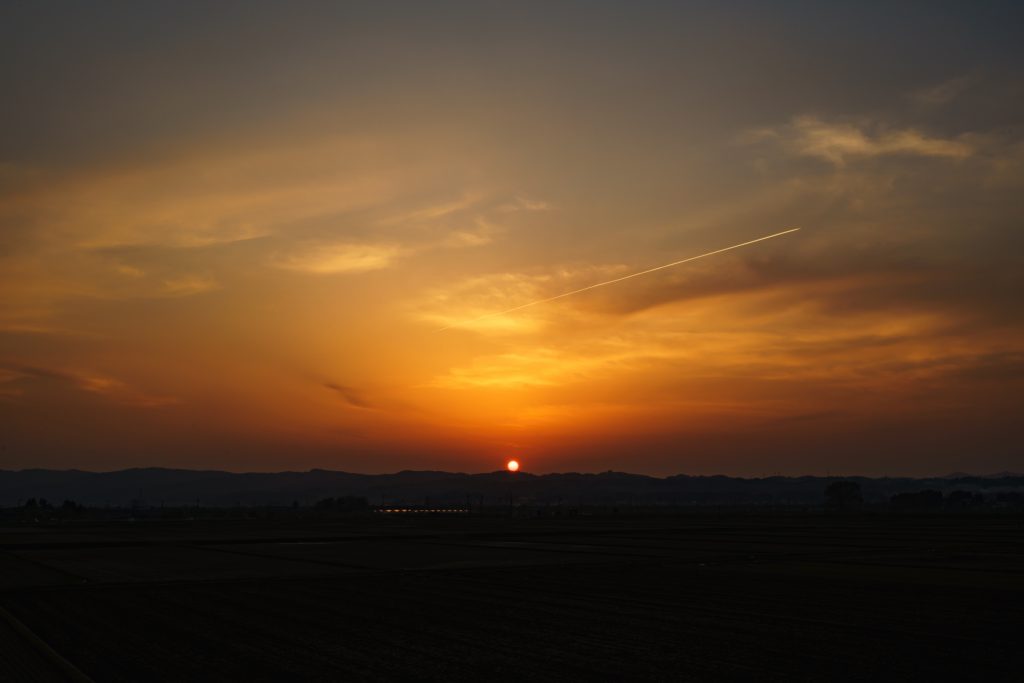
2,466,1018,480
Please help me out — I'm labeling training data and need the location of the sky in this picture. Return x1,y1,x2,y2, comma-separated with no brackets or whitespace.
1,1,1022,476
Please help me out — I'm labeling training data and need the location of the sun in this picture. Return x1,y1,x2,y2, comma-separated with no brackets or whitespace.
506,459,520,472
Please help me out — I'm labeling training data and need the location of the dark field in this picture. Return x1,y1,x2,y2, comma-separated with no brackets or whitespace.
1,512,1022,681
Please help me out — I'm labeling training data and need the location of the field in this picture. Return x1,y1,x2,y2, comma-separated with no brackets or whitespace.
1,512,1022,681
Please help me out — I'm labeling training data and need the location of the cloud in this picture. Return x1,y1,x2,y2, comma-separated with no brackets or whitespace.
324,382,371,408
160,274,220,297
0,362,178,407
115,265,145,278
498,196,551,212
424,273,1024,424
376,193,485,226
910,76,972,107
440,217,501,248
0,110,555,343
418,264,629,334
743,115,974,165
273,243,403,274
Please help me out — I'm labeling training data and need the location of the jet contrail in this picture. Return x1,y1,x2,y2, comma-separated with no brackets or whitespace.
438,227,800,331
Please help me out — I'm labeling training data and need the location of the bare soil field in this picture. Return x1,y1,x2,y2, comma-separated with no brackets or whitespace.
1,513,1022,681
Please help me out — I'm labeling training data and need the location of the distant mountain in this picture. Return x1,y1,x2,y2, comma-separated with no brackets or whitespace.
1,468,1023,507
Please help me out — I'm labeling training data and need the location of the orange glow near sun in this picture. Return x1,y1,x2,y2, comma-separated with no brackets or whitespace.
506,459,520,472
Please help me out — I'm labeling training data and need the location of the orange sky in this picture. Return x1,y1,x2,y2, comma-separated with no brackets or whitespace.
1,3,1022,475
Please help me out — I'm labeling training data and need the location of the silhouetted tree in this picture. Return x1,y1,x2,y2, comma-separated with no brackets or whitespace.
59,500,84,517
312,496,369,514
890,490,944,510
825,481,862,511
946,490,983,509
312,497,334,512
995,491,1024,508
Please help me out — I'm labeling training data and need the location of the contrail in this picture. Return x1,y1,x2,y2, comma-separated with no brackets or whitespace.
438,227,800,331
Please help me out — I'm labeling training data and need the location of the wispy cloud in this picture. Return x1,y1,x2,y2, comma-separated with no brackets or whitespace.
160,274,220,297
0,362,178,407
910,75,972,106
273,243,403,274
324,382,372,408
417,264,630,334
498,196,551,212
742,115,974,165
425,274,1024,415
376,193,485,226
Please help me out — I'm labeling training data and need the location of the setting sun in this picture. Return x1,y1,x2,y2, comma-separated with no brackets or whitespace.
506,460,520,472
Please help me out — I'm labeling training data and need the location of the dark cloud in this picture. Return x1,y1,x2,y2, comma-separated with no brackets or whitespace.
0,362,80,384
324,382,371,409
768,411,847,424
574,256,1021,331
939,351,1024,383
0,360,177,407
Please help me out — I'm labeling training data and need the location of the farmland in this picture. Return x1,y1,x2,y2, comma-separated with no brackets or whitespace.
1,512,1022,681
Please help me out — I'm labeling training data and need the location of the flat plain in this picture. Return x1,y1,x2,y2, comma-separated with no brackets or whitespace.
1,512,1022,681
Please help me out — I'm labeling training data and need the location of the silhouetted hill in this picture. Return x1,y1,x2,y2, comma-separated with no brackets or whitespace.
2,468,1024,507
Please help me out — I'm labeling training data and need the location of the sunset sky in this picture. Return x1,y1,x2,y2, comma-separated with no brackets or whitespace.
2,2,1022,475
